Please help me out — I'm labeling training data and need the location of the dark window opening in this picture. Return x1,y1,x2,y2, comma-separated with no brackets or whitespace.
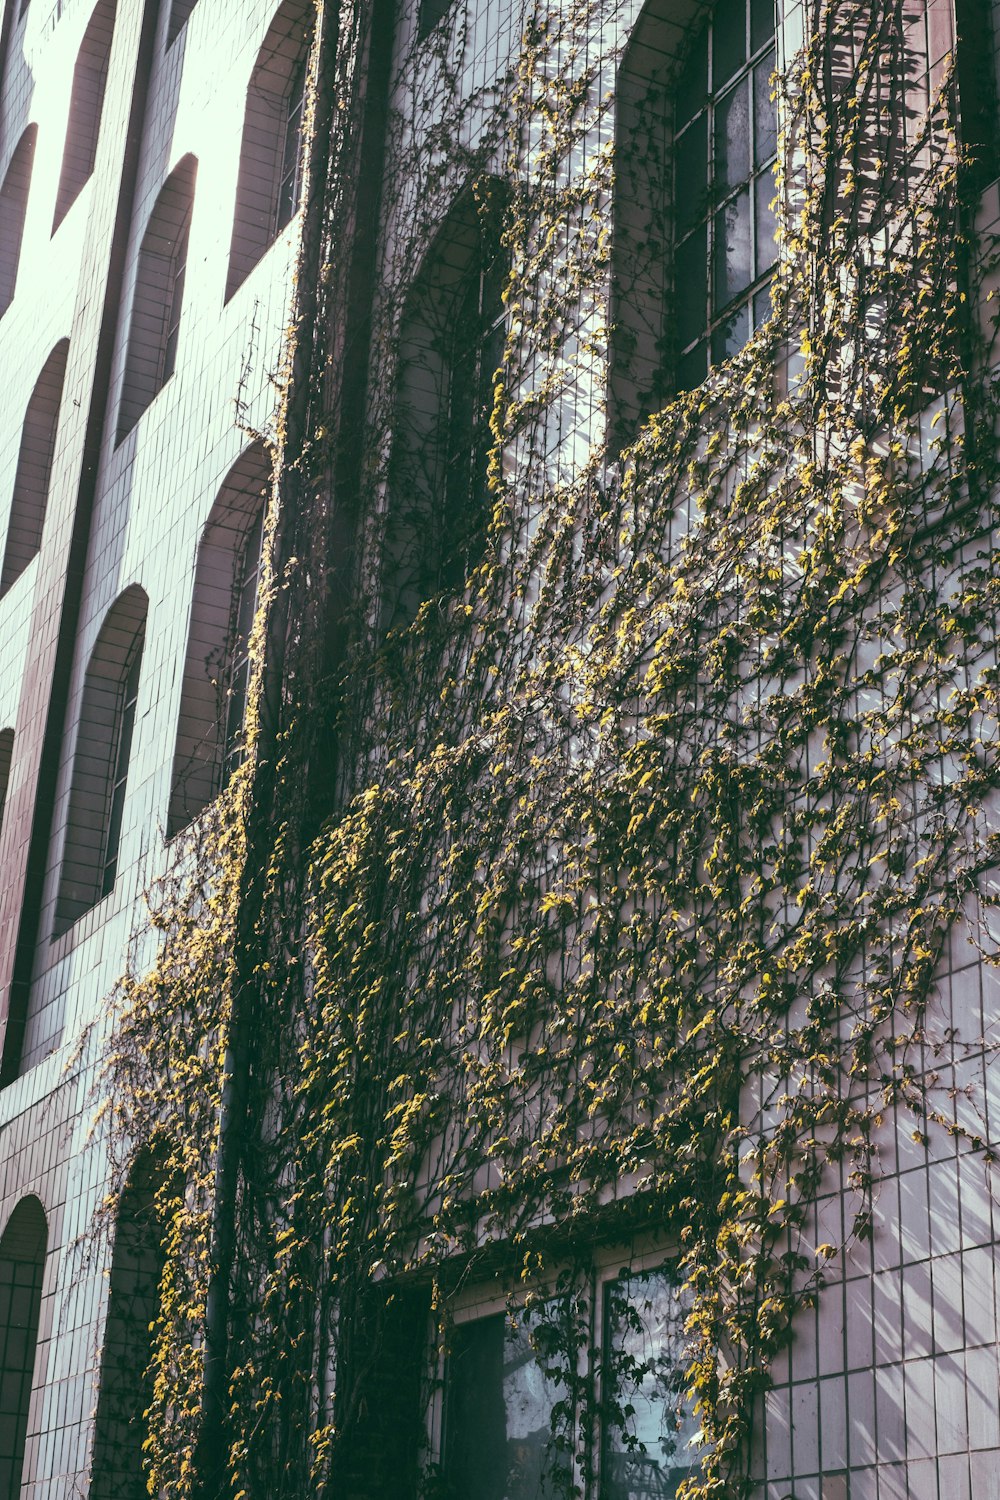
383,182,508,632
117,155,197,441
221,500,265,787
0,729,13,837
161,203,190,385
90,1156,176,1500
275,57,307,233
0,1198,46,1500
1,339,70,596
55,586,148,935
168,442,272,837
100,632,142,898
0,125,37,318
955,0,1000,190
418,0,453,39
441,1305,572,1500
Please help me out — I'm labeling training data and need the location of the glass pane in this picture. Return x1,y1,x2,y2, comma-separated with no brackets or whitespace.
600,1269,701,1500
753,50,777,165
711,298,750,363
674,225,708,350
676,340,707,394
712,0,746,89
675,27,708,129
755,165,778,273
750,0,774,53
715,76,750,192
753,278,773,329
443,1308,570,1500
713,186,752,310
674,115,707,236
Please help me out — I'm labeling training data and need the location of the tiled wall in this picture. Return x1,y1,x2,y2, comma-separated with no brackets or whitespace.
0,0,996,1495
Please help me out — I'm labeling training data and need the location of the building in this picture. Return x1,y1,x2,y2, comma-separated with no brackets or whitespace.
0,0,998,1496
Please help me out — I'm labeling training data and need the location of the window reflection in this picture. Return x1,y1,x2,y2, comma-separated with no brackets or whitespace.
600,1269,700,1500
442,1305,571,1500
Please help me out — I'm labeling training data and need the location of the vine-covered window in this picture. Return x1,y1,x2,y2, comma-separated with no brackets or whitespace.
672,0,777,392
610,0,777,445
0,1198,46,1499
168,441,270,836
383,182,507,631
221,502,265,786
438,1272,699,1499
275,57,307,232
600,1268,699,1500
90,1156,174,1500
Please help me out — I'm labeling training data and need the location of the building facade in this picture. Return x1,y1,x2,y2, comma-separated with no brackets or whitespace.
0,0,998,1497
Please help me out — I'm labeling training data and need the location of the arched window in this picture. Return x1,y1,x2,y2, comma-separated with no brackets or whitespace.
55,586,147,935
0,339,70,597
117,155,197,442
53,0,117,231
610,0,777,444
382,181,507,632
0,125,37,319
168,442,270,836
0,729,13,835
90,1156,175,1500
0,1197,47,1500
226,0,312,300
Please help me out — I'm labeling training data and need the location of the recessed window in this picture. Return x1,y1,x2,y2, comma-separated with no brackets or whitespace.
672,0,777,392
439,1268,700,1500
54,586,147,934
226,0,312,300
955,0,1000,189
600,1268,700,1500
90,1154,176,1500
52,0,116,231
383,182,508,631
166,0,197,47
0,1197,46,1500
117,155,197,441
0,729,13,837
442,1304,573,1500
168,442,271,836
1,339,70,596
0,125,37,319
418,0,452,39
610,0,777,444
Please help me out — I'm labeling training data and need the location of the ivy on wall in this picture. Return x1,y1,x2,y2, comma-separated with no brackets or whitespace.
99,1,1000,1496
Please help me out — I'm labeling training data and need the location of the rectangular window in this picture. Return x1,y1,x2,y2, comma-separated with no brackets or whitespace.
437,1265,700,1500
673,0,777,392
599,1269,699,1500
442,1304,573,1500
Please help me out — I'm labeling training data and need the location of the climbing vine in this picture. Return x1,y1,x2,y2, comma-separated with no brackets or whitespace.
99,1,1000,1497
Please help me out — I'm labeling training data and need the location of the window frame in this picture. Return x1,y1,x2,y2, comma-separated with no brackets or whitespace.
426,1237,701,1500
